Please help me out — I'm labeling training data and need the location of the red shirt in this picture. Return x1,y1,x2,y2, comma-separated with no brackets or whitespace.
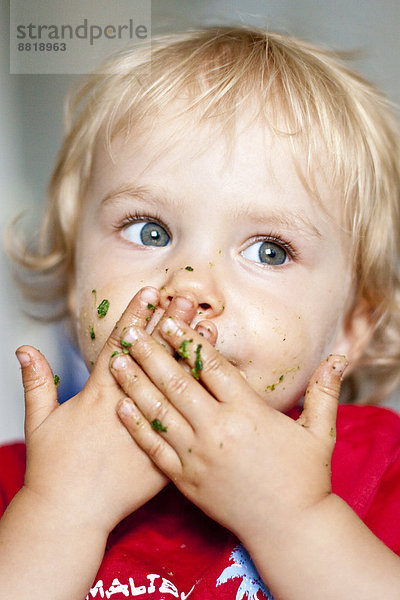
1,405,400,599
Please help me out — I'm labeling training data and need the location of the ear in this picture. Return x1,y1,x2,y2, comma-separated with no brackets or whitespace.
331,297,375,374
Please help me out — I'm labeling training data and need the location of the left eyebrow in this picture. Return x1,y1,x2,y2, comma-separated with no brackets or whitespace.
232,204,323,239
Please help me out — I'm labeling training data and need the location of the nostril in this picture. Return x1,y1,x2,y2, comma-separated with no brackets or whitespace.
199,303,211,311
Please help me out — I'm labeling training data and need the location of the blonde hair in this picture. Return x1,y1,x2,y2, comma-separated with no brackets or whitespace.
8,26,400,403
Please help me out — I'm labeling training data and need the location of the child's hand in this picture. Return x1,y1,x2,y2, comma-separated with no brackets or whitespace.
111,313,347,546
16,288,212,535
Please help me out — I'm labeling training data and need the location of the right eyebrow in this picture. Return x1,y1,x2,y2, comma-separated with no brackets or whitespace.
100,183,187,213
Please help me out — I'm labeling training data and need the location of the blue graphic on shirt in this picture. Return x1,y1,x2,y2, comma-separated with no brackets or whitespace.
216,545,274,600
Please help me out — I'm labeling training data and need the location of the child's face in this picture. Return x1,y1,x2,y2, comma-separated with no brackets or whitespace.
71,110,355,413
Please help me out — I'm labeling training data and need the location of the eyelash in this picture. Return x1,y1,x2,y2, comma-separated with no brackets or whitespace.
247,233,298,262
115,211,171,235
114,212,299,261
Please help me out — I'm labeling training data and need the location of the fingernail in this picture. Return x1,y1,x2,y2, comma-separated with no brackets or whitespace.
196,325,212,340
175,296,194,311
118,398,134,417
327,354,349,378
141,287,159,304
122,327,141,345
161,317,180,335
112,355,129,370
16,351,30,367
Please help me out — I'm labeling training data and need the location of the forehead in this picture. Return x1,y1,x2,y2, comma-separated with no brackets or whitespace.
88,106,341,231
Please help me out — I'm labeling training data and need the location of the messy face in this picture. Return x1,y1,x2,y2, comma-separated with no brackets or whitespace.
71,111,354,413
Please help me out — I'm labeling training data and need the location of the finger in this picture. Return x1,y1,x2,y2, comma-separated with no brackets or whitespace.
158,316,250,403
93,286,160,378
119,325,215,423
150,294,199,355
117,397,183,480
16,345,59,436
298,354,348,442
110,352,194,451
194,320,218,345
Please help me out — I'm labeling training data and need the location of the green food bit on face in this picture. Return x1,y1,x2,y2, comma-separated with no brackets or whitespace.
151,418,167,432
54,374,60,387
185,266,194,271
147,303,156,311
178,338,193,359
191,344,203,380
111,351,118,358
265,373,286,393
92,289,96,294
90,327,96,340
97,298,110,318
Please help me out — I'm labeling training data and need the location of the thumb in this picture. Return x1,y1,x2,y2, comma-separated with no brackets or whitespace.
298,354,348,443
16,345,59,436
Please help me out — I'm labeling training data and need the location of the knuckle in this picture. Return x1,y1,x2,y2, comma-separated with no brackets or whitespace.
202,353,223,376
23,373,49,394
164,373,189,397
148,398,169,424
137,342,154,361
105,327,123,353
147,436,165,463
317,382,340,400
126,336,153,361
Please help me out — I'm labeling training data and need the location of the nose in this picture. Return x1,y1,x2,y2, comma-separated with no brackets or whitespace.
159,264,225,320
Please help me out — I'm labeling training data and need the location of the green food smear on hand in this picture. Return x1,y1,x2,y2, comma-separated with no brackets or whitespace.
147,303,156,311
90,327,96,340
185,265,194,271
151,418,167,432
178,338,193,359
54,374,60,387
97,299,110,318
191,344,203,379
110,351,118,358
121,339,132,354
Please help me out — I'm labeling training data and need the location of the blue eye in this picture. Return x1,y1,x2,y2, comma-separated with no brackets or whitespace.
242,240,288,265
122,221,170,247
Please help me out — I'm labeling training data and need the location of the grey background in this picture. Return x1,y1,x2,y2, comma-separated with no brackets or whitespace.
1,0,399,443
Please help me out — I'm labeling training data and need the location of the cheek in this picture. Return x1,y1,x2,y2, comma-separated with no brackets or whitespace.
225,292,346,413
75,281,133,370
245,311,315,411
